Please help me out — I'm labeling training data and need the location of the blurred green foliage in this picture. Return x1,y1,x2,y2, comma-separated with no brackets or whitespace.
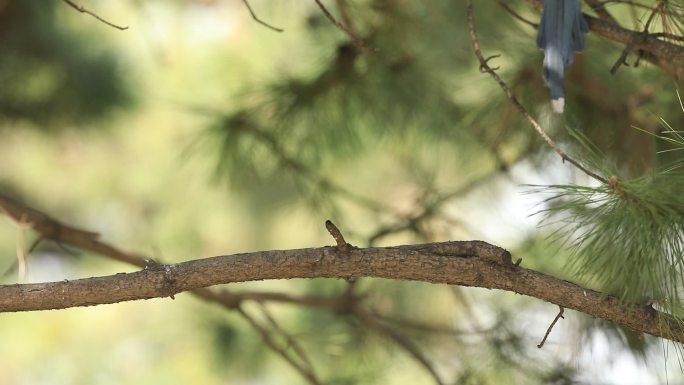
0,0,131,127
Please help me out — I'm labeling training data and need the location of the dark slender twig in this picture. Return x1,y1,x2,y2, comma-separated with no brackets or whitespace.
368,221,417,246
236,306,323,385
465,0,608,184
585,0,619,24
241,0,284,32
537,306,565,348
256,303,314,370
61,0,128,30
366,150,527,246
334,0,355,30
26,236,44,255
610,43,635,73
649,32,684,43
352,304,446,385
610,0,662,74
14,217,28,283
598,0,659,13
496,0,538,28
219,290,344,308
372,311,496,336
312,0,376,51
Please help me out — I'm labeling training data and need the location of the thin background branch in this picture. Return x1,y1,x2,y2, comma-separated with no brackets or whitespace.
237,306,322,385
241,0,283,32
61,0,128,30
351,302,446,385
313,0,376,51
496,0,538,28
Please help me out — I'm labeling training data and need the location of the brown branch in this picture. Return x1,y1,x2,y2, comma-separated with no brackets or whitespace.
610,1,661,75
0,191,455,384
241,0,284,32
0,239,683,343
334,0,355,30
214,289,343,309
465,0,608,184
649,32,684,43
537,306,565,348
585,0,619,24
8,191,681,347
61,0,128,30
372,311,495,336
0,194,144,267
2,193,684,355
0,192,326,384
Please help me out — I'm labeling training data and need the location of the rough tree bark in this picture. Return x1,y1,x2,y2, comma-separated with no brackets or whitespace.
0,193,682,342
0,229,681,342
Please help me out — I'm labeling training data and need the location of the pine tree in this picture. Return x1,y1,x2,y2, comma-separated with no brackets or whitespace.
0,0,683,383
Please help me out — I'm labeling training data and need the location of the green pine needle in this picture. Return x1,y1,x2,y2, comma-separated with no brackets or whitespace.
538,124,684,317
541,174,684,307
533,95,684,313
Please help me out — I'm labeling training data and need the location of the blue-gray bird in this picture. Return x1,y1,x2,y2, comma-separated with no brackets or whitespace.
537,0,588,113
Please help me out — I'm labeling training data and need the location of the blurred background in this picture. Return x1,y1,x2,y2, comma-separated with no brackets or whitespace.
0,0,682,384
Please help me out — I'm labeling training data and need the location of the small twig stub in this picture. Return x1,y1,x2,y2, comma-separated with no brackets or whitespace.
325,220,349,252
537,306,565,348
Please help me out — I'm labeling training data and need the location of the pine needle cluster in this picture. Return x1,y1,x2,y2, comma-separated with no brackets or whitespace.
541,106,684,318
544,170,684,305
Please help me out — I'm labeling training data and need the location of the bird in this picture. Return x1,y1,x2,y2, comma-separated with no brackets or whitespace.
536,0,588,113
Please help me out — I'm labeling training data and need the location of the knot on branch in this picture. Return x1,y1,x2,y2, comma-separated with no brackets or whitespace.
144,261,179,299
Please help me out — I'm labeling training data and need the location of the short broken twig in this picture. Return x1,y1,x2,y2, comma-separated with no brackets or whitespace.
537,306,565,348
325,220,350,252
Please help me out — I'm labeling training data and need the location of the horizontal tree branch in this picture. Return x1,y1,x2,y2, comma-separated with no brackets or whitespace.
0,194,144,267
0,238,682,343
